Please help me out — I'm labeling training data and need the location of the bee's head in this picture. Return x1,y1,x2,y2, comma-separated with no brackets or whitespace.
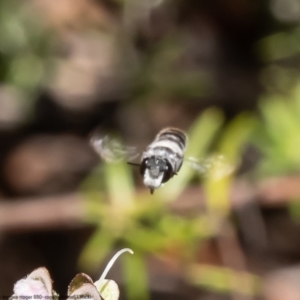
144,156,168,176
140,156,168,194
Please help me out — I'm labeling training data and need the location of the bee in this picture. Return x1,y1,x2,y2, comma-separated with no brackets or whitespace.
128,127,187,194
90,127,233,194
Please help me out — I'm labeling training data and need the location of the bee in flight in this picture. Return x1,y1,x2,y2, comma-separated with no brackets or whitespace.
90,127,233,194
128,127,187,194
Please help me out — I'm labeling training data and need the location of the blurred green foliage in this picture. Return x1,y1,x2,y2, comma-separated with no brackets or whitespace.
203,113,255,216
0,0,53,92
80,109,258,299
0,0,54,128
258,27,300,62
187,264,261,297
255,82,300,176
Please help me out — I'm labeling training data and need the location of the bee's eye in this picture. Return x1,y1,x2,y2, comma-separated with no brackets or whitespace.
162,165,168,171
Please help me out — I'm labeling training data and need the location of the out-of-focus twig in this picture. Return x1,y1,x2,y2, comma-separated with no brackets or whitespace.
0,193,87,233
0,176,300,233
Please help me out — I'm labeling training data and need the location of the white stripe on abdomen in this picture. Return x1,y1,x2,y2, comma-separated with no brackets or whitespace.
148,140,183,155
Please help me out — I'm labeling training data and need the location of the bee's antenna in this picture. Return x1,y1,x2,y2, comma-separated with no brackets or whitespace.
127,162,140,167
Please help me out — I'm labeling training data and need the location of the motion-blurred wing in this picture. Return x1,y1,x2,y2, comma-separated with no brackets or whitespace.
186,154,235,179
90,132,139,163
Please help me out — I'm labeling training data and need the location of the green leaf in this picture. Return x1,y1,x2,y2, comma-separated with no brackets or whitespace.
104,160,135,209
124,226,168,252
79,229,115,271
217,112,255,164
122,251,149,300
187,264,261,296
203,113,255,215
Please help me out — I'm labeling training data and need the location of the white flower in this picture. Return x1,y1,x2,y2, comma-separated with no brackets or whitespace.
12,268,55,300
14,277,50,298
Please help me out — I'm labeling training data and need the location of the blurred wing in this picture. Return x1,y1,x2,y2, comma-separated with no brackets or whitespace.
90,132,140,163
185,154,235,179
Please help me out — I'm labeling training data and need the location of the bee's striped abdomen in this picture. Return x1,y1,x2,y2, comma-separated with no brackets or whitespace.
154,127,187,153
141,127,187,193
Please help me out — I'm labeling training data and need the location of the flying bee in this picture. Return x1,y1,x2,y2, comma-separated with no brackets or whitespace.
128,127,187,194
90,127,234,194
